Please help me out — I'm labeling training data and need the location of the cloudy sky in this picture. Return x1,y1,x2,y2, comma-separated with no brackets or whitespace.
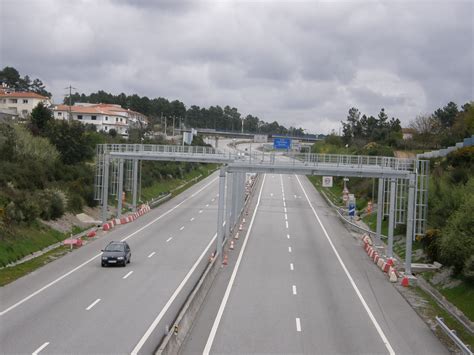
1,0,473,133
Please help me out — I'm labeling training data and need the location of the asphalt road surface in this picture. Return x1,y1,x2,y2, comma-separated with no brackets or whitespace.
182,173,447,354
0,171,222,354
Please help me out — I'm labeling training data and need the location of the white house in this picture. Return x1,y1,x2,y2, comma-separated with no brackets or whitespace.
52,103,148,137
0,88,52,119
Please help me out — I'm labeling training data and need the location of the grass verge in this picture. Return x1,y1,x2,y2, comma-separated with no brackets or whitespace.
0,221,68,267
0,246,71,286
413,286,474,349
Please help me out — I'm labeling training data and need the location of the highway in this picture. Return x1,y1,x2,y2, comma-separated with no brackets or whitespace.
0,172,221,354
182,172,447,354
0,138,447,354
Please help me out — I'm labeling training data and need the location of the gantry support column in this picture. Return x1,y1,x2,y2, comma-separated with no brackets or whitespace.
405,174,416,275
376,178,384,240
387,178,396,258
117,159,124,218
216,167,226,258
132,159,139,211
225,172,233,239
101,154,110,223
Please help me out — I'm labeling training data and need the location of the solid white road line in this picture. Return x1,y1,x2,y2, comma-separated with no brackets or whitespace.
131,232,218,354
166,237,173,242
148,252,156,258
290,263,294,271
0,175,218,317
284,207,287,213
86,298,101,311
283,202,286,207
203,174,267,355
180,226,185,231
288,246,292,253
296,318,302,332
292,285,297,295
123,271,133,279
190,217,195,221
296,175,395,355
32,342,49,355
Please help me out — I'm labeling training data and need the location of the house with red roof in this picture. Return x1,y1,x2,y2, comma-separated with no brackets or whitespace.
0,88,52,119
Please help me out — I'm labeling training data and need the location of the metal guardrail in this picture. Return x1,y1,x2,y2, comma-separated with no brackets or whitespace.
436,316,473,354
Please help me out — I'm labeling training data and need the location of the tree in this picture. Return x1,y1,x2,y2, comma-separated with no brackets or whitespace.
0,66,22,88
46,120,95,164
434,101,459,128
30,102,53,135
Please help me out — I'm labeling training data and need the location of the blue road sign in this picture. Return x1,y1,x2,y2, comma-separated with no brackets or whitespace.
348,202,356,217
273,137,291,149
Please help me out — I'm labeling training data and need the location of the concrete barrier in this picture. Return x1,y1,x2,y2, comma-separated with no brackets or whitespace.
154,253,220,354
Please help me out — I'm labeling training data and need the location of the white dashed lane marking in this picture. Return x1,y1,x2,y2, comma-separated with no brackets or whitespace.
296,318,302,332
290,263,294,271
166,237,173,242
190,217,195,221
179,226,184,231
148,252,156,258
32,342,49,355
86,298,101,311
288,246,292,253
292,285,297,295
123,271,133,279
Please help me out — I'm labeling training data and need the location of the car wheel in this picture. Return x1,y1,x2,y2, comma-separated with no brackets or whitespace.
101,262,105,267
128,255,131,264
122,260,126,267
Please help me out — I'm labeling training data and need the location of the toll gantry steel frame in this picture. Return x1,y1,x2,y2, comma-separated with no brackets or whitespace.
94,144,429,275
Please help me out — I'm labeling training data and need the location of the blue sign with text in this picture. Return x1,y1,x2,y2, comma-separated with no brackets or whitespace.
273,138,291,150
348,202,356,217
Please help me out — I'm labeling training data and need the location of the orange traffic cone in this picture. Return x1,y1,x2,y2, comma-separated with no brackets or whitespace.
230,240,234,250
234,233,239,240
239,224,243,231
222,253,228,266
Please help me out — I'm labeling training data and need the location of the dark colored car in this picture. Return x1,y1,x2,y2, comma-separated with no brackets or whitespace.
101,241,131,267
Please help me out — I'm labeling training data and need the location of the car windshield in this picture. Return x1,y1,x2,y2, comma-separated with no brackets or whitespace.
105,243,124,252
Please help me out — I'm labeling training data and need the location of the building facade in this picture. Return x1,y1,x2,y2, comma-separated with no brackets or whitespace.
52,103,148,137
0,88,52,119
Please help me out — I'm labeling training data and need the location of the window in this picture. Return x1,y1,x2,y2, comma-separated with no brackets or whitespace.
10,99,17,103
77,115,83,120
120,118,123,122
91,115,97,120
116,117,118,122
1,99,6,103
22,110,28,115
104,126,108,131
23,99,28,104
57,112,62,116
105,116,108,121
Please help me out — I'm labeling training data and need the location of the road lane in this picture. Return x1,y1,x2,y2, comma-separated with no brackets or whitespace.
186,173,446,354
0,171,223,354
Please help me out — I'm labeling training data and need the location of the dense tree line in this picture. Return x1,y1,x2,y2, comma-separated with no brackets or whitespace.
67,90,305,136
341,107,402,148
0,66,51,97
409,101,474,149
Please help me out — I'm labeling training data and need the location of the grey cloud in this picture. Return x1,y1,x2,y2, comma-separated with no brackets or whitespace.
1,0,472,134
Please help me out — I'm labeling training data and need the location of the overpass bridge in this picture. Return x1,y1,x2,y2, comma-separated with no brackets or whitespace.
179,128,323,143
94,143,428,275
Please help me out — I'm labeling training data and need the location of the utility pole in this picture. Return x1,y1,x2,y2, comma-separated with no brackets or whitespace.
241,117,244,134
172,116,175,136
64,85,76,120
164,115,167,136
